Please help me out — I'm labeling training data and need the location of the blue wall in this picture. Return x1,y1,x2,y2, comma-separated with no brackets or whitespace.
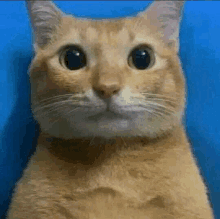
0,1,219,218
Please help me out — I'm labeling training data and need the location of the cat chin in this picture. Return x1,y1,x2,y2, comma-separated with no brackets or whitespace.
38,113,179,140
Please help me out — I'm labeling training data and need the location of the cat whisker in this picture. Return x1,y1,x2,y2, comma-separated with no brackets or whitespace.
154,99,178,106
133,105,163,118
35,106,79,129
138,104,174,119
89,136,96,146
62,107,82,117
33,100,74,112
120,137,128,148
37,94,74,103
34,107,68,120
147,101,176,113
132,96,177,105
141,92,178,100
149,107,173,117
33,99,91,113
143,101,176,113
149,110,167,118
42,107,81,127
37,93,86,104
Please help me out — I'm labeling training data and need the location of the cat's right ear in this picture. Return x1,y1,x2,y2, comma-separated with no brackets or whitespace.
26,0,64,49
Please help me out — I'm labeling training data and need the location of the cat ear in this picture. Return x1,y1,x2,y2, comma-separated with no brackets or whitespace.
138,1,184,51
26,0,64,48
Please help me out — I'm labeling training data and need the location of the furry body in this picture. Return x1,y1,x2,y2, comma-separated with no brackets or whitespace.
8,129,214,219
7,1,214,218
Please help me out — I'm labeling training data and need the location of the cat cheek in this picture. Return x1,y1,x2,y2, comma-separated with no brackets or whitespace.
33,75,48,93
162,74,176,95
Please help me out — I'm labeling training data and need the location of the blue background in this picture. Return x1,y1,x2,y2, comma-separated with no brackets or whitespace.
0,1,219,218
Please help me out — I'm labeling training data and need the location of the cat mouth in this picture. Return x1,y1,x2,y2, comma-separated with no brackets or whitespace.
86,110,130,121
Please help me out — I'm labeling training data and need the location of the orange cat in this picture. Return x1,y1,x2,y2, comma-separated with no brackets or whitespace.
7,1,214,218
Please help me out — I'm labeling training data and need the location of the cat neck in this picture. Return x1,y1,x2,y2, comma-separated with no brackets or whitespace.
37,124,187,168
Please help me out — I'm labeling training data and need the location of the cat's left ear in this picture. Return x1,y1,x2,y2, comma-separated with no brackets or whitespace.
26,0,65,49
138,1,184,52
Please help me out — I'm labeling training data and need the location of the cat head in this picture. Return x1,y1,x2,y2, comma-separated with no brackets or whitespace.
27,0,185,139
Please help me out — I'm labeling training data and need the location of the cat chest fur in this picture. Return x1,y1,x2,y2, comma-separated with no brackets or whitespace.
9,128,213,219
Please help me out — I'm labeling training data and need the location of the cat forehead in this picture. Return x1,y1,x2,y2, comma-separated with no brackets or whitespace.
58,17,131,43
52,16,160,49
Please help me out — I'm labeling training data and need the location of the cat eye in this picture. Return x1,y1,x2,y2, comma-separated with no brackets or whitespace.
60,45,87,70
128,45,154,70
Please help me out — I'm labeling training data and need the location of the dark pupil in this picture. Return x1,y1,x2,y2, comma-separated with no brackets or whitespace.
64,47,86,70
132,48,151,70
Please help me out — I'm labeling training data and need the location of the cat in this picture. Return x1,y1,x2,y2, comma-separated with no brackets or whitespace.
7,0,214,218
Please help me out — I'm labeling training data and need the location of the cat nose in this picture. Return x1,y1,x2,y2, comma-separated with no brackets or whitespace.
93,82,121,99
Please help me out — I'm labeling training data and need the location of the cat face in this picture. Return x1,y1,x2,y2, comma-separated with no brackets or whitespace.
27,1,185,139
